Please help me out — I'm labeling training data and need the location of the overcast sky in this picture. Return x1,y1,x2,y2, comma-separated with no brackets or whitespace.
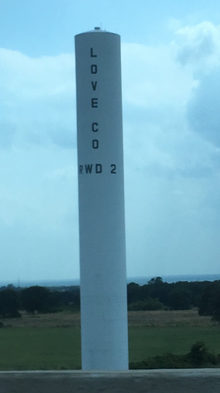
1,0,220,284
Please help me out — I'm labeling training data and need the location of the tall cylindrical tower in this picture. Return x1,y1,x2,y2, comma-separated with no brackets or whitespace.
75,28,128,370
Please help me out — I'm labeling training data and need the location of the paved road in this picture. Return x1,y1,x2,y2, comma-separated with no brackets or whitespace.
0,369,220,393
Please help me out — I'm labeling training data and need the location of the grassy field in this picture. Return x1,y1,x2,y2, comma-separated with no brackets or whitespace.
0,328,81,370
0,310,220,370
129,326,220,364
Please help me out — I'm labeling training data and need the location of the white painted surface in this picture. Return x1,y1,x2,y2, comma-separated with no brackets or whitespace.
75,30,128,370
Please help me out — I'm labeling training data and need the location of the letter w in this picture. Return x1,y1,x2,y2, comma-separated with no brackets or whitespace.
85,164,93,174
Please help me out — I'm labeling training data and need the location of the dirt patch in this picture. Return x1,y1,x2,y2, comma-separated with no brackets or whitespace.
0,309,215,328
0,311,81,328
128,309,214,328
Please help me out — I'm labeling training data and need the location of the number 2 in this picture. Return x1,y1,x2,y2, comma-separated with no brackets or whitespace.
110,164,116,174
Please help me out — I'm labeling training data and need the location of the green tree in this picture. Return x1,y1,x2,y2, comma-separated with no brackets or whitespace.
147,278,170,306
21,286,51,314
168,288,192,310
0,289,21,318
198,281,220,319
127,282,140,304
148,277,163,285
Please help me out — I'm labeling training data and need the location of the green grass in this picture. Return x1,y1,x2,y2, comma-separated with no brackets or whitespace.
0,328,81,370
0,326,220,370
129,326,220,364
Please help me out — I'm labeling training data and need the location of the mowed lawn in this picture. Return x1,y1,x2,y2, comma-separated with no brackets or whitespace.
0,327,82,370
129,326,220,364
0,325,220,370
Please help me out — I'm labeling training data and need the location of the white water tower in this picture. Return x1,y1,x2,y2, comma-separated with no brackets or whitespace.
75,28,128,370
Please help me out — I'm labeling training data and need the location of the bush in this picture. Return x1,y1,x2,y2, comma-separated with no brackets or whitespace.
128,297,164,311
130,353,190,369
129,341,220,369
188,341,218,366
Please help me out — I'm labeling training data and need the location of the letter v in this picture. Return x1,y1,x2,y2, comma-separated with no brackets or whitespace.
91,81,97,91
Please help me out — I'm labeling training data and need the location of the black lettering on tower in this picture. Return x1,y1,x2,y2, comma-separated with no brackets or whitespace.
92,122,98,132
79,165,83,174
90,48,97,57
91,98,98,108
91,81,97,91
85,164,93,174
91,64,98,74
96,164,102,173
92,139,99,149
110,164,117,174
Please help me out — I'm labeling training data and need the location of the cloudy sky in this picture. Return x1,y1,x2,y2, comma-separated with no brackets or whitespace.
1,0,220,284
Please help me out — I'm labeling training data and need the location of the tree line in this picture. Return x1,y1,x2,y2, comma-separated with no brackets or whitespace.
0,277,220,321
0,285,80,318
127,277,220,320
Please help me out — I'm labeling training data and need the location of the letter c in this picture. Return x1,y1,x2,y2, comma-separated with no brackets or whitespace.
92,122,98,132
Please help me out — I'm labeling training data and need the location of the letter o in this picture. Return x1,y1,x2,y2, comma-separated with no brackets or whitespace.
92,139,99,149
91,64,98,74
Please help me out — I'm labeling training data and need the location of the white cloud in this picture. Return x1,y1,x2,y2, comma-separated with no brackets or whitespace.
0,144,79,281
1,22,220,282
174,21,220,69
0,48,76,149
122,31,220,277
122,43,193,111
187,69,220,147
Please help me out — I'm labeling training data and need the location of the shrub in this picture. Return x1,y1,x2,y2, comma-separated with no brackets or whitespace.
128,297,163,311
129,341,220,369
